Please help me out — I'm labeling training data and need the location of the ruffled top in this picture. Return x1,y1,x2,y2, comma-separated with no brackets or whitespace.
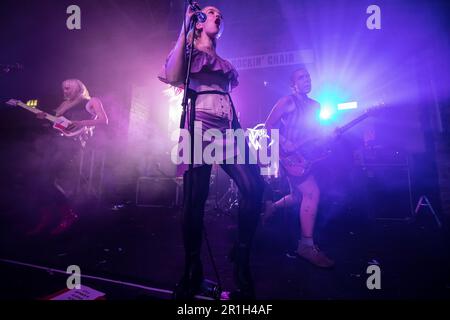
158,47,239,91
189,48,239,89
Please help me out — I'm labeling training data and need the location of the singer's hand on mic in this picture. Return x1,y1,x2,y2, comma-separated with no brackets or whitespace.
184,1,198,27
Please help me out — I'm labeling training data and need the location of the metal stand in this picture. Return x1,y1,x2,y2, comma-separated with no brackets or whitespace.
217,178,239,214
174,176,184,208
412,195,442,228
76,147,105,205
205,165,239,215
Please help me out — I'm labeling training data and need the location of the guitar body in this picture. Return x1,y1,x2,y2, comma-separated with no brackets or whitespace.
277,103,387,178
52,116,88,137
280,141,331,178
280,153,310,177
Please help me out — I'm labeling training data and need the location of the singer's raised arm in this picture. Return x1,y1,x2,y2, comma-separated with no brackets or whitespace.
158,6,195,87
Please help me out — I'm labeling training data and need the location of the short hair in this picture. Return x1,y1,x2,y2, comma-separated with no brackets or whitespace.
62,79,91,100
289,65,309,87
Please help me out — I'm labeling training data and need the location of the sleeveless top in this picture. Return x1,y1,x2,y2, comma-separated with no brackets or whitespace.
61,98,96,121
280,94,322,144
56,98,98,148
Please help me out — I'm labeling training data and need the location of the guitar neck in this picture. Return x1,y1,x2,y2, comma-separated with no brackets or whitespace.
16,102,57,123
338,112,370,135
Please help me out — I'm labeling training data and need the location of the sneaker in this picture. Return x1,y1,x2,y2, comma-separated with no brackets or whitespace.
285,250,299,259
297,245,335,268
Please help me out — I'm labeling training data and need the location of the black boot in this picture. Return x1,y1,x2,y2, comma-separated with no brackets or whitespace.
229,244,255,300
173,254,204,300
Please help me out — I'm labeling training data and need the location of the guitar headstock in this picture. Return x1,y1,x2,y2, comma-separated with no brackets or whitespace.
366,100,388,116
5,99,23,106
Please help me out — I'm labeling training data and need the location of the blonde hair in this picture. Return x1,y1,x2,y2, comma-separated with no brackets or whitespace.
62,79,91,100
187,25,217,49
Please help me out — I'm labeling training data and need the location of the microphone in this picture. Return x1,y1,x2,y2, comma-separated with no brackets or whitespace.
187,0,207,22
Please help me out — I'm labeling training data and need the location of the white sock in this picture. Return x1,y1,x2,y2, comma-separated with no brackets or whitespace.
300,236,314,247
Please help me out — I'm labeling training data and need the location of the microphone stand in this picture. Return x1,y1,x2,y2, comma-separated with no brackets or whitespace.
177,9,224,300
178,12,197,237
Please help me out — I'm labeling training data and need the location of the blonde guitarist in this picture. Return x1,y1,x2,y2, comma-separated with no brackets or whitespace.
27,79,108,235
264,66,334,268
37,79,108,140
7,79,108,145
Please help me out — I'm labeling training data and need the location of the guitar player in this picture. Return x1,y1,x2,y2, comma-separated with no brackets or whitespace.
264,66,334,268
37,79,108,133
29,79,108,235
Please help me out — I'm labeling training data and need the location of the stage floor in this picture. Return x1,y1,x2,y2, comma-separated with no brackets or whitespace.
1,203,449,300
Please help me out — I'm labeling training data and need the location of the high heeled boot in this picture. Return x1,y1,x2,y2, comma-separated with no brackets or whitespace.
173,252,204,300
229,243,255,300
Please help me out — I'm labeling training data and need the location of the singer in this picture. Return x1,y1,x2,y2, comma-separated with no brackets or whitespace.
158,3,264,299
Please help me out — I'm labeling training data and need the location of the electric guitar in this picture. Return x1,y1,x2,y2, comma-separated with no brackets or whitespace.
5,99,95,143
280,103,387,178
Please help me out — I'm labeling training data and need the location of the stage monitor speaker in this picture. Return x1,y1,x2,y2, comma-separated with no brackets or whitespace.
362,164,414,221
136,176,180,208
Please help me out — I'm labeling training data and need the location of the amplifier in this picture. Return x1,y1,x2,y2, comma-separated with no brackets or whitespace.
136,176,182,208
353,146,409,167
357,164,414,220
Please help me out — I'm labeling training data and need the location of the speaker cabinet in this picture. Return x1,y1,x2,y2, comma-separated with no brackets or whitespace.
360,164,414,220
136,176,181,208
